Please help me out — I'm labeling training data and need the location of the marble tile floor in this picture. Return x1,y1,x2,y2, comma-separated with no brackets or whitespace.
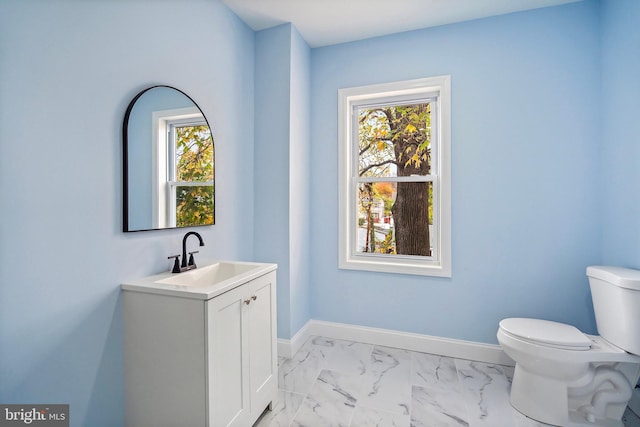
255,336,640,427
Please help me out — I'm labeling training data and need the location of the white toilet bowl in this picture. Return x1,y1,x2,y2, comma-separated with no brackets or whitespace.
498,318,640,426
497,266,640,427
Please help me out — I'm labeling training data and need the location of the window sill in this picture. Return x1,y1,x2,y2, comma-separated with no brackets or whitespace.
339,254,451,277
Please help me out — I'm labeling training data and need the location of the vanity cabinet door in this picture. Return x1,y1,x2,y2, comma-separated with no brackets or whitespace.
248,272,277,413
123,293,207,427
206,271,278,427
207,284,250,427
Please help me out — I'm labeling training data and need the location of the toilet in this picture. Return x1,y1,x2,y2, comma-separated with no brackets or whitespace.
497,266,640,427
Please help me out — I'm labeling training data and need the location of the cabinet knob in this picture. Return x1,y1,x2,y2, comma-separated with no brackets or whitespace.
244,299,251,305
251,295,257,301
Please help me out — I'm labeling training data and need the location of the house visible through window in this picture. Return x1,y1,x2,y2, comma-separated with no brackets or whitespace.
338,76,451,277
153,107,214,228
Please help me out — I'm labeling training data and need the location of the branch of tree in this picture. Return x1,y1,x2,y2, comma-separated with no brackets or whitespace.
359,137,392,155
359,159,398,176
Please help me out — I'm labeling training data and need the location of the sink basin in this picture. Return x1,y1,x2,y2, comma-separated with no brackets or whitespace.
121,260,277,299
157,262,259,287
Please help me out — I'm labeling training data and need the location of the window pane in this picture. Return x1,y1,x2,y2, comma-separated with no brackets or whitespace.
356,181,433,256
175,125,214,182
357,103,431,178
176,185,214,227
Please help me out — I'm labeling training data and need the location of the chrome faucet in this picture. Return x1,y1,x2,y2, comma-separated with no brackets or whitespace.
168,231,205,273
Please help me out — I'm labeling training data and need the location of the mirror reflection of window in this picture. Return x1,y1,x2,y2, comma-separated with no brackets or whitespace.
153,108,214,228
170,121,214,227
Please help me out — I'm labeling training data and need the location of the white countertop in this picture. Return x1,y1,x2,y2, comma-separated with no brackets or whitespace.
121,260,277,300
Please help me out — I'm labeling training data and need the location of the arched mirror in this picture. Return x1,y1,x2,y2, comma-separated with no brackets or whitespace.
123,85,215,232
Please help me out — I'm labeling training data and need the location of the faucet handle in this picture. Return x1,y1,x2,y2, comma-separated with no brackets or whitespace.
187,251,199,267
168,255,181,273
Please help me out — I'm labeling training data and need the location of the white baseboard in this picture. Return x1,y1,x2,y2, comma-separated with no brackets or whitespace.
277,321,313,359
278,319,514,366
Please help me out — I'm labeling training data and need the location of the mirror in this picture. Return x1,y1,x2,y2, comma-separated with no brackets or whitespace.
123,85,215,232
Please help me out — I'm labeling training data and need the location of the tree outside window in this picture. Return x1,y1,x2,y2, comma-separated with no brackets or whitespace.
357,102,433,256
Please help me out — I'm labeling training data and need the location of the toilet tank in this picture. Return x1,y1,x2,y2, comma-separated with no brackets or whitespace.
587,266,640,355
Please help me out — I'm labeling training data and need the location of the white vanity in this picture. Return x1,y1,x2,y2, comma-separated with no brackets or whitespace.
121,261,278,427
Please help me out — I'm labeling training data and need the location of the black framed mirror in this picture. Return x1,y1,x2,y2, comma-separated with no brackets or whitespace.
123,85,215,232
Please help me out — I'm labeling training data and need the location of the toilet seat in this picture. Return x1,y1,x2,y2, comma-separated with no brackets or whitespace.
499,318,592,351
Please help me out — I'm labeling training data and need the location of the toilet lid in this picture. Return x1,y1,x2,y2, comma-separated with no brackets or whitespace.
499,318,592,351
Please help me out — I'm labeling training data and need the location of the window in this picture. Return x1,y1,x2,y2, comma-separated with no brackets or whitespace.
338,76,451,277
152,107,214,228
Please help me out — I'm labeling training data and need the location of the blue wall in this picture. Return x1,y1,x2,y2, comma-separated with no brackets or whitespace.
309,1,603,344
288,27,312,336
0,1,255,425
601,0,640,269
255,25,294,338
254,24,312,339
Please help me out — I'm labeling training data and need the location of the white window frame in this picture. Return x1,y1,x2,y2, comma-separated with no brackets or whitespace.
338,76,451,277
151,107,213,228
